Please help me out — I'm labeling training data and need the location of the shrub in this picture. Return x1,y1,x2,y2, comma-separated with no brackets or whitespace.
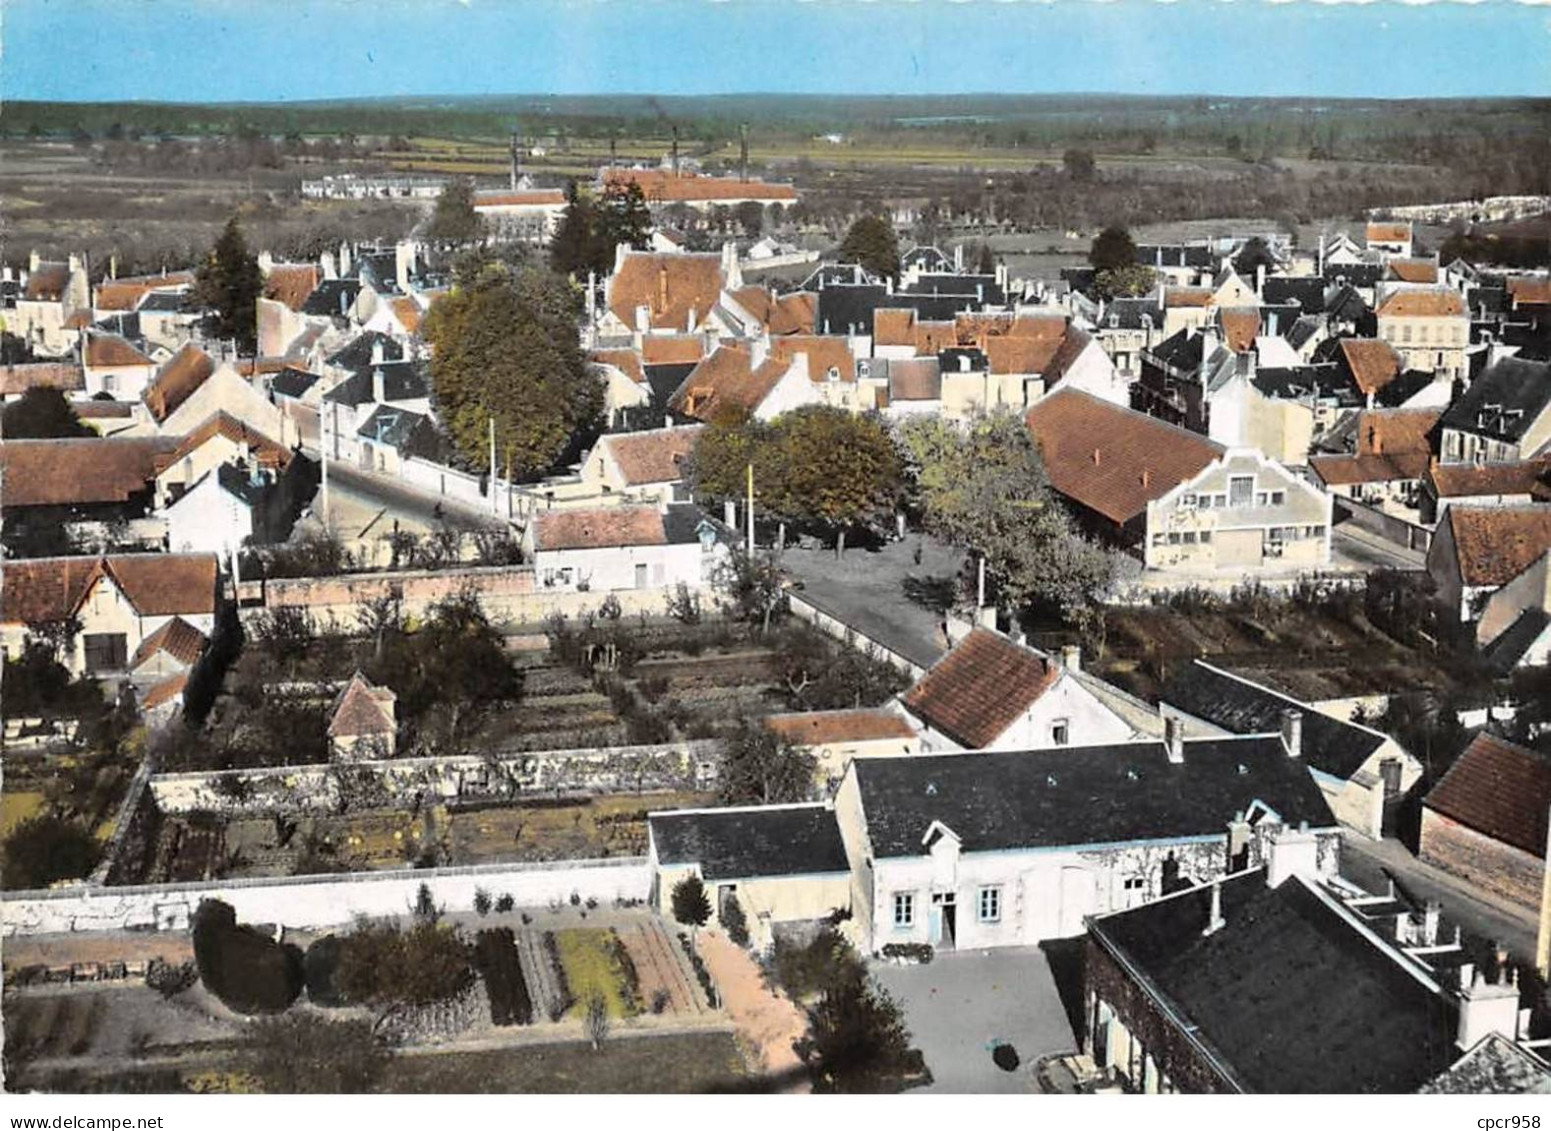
146,958,198,998
608,929,641,1011
495,893,515,914
191,899,304,1015
542,930,574,1021
2,814,101,890
333,919,473,1010
767,927,863,1002
880,943,934,965
302,935,348,1007
678,931,719,1008
473,888,492,917
721,897,751,948
650,988,671,1015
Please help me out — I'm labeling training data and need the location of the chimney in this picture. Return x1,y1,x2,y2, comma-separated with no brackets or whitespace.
320,250,338,281
109,254,117,280
28,249,41,273
954,244,964,273
1456,962,1522,1051
657,265,669,314
1164,715,1185,763
1255,263,1266,297
686,305,696,333
723,499,736,528
1266,821,1321,887
395,240,415,292
1202,881,1225,936
370,338,385,366
615,240,630,277
1091,447,1102,466
1280,708,1303,759
372,367,386,405
338,242,352,278
1060,643,1082,674
1422,899,1442,946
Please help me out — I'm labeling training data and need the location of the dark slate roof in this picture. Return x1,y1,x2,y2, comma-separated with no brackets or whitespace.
1324,264,1385,290
301,278,362,317
937,347,988,373
324,360,428,406
355,251,399,291
1438,356,1551,443
1374,367,1440,409
1136,244,1214,270
1251,363,1358,404
356,404,432,449
1484,609,1551,675
1102,297,1163,331
137,290,191,313
1326,284,1373,323
800,263,877,291
1146,326,1206,373
92,313,141,339
661,502,713,545
1262,277,1328,316
1257,303,1302,340
1472,287,1509,318
649,804,849,880
851,737,1335,859
214,461,269,506
1161,661,1389,780
271,367,321,400
1286,315,1325,351
813,284,976,338
1090,872,1457,1093
1501,322,1551,364
1061,267,1098,297
325,331,407,374
902,246,952,272
900,272,1005,306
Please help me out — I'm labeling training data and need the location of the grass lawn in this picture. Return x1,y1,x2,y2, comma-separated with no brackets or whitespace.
0,790,45,839
386,1031,748,1093
555,928,637,1019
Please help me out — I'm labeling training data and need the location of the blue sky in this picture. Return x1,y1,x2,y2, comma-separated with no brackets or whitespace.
4,0,1548,102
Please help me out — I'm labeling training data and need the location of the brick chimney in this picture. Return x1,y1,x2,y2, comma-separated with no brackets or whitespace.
657,265,669,315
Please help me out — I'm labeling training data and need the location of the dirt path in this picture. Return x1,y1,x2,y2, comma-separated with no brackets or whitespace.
695,929,808,1091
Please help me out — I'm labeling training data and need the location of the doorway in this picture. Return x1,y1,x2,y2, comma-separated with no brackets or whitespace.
930,891,957,950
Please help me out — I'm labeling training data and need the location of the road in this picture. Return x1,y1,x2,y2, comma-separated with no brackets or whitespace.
1340,832,1537,960
1331,522,1427,573
323,460,509,536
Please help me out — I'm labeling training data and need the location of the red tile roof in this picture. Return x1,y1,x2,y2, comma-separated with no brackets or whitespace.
1165,287,1214,309
169,412,292,469
730,287,815,335
1425,733,1551,857
0,437,178,507
262,264,321,313
1507,277,1551,308
873,308,917,348
1025,388,1224,525
597,426,703,486
532,505,667,551
0,362,82,397
601,168,797,204
640,335,707,366
901,628,1060,749
1429,459,1551,501
389,295,424,335
1366,221,1412,245
771,335,856,384
1218,307,1262,355
765,708,916,746
1339,339,1404,398
1444,505,1551,587
23,263,71,302
590,348,647,386
1386,258,1438,285
143,343,216,422
0,553,217,625
608,252,724,332
1377,288,1466,319
83,331,153,370
328,672,397,738
669,345,790,420
130,616,208,670
141,670,190,711
95,272,194,312
474,189,566,208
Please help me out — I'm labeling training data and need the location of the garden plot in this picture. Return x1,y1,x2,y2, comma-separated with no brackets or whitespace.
443,791,712,865
516,928,568,1022
616,918,703,1017
473,928,534,1026
552,928,640,1020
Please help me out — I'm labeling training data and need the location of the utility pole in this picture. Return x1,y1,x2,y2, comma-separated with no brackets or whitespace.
745,462,754,555
489,416,498,516
1537,804,1551,979
320,406,331,530
739,123,749,184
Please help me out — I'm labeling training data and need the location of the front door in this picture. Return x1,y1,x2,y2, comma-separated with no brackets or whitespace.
635,563,648,589
931,892,956,950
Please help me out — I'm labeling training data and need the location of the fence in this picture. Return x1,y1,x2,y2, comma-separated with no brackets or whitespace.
1,856,651,937
786,592,929,679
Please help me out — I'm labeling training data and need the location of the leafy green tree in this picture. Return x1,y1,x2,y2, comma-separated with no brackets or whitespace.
712,548,787,635
195,216,263,354
426,177,482,244
1088,225,1136,272
687,407,771,503
244,1014,387,1094
1,814,100,890
721,896,751,948
548,180,597,277
772,406,902,557
191,899,304,1015
717,722,817,806
334,918,473,1012
1094,264,1158,300
796,939,924,1092
735,200,766,237
2,388,93,438
422,262,602,479
1063,147,1097,183
594,180,652,267
671,874,712,932
838,214,900,281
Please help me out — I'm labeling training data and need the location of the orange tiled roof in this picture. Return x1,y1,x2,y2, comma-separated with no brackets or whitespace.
873,308,917,348
1025,388,1224,526
141,670,190,711
169,412,292,469
640,334,707,366
95,272,194,312
0,437,179,507
532,505,666,551
590,348,646,386
0,553,217,624
1507,277,1551,308
608,252,724,332
771,335,856,384
1339,339,1404,397
765,708,916,746
389,295,424,335
130,616,208,670
901,628,1060,749
1377,288,1466,319
669,345,790,421
23,263,71,302
1366,221,1412,245
1165,287,1214,309
1445,505,1551,587
262,264,321,312
1387,258,1438,285
84,331,153,369
730,286,815,336
1429,459,1551,501
597,426,703,485
0,361,82,397
328,672,397,738
913,320,957,357
601,168,798,204
1311,406,1439,485
142,343,216,422
474,189,566,208
1426,733,1551,857
1219,307,1262,355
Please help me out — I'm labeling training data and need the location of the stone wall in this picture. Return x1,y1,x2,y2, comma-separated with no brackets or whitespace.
2,856,650,937
236,563,709,630
1419,807,1543,911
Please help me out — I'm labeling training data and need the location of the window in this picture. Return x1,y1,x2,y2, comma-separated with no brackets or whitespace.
1200,530,1213,543
1181,493,1196,508
1051,718,1070,746
1229,476,1253,508
977,886,1002,924
1255,492,1268,506
893,892,915,928
1167,532,1181,545
1198,496,1213,510
82,633,127,674
1270,490,1285,506
1123,877,1146,892
1183,531,1197,544
102,373,117,394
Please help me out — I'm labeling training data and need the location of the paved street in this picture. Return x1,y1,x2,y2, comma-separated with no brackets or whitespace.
1340,832,1538,960
1331,521,1427,573
321,460,510,537
871,947,1076,1094
778,536,968,670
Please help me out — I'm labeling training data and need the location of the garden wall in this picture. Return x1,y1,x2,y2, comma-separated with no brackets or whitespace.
1,856,651,937
236,562,712,629
146,740,722,815
787,593,929,678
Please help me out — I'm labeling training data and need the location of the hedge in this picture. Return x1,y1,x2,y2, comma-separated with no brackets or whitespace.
192,899,303,1015
303,935,348,1007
